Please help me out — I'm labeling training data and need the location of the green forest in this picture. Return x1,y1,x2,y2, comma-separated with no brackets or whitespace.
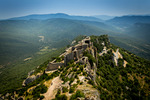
91,35,150,99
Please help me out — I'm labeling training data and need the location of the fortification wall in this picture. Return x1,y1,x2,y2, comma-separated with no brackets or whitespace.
46,63,64,71
64,52,74,65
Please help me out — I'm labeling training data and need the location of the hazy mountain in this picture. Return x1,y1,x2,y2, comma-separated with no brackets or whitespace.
1,17,150,67
125,23,150,42
107,15,150,28
106,15,150,43
7,13,103,22
93,15,115,20
0,18,119,66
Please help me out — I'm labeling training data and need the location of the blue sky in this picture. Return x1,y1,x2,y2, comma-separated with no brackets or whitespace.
0,0,150,19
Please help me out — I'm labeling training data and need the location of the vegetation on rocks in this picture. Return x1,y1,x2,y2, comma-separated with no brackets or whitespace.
91,35,150,99
70,90,85,100
32,84,47,98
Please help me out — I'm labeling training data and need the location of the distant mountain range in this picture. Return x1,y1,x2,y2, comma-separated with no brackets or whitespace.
7,13,103,22
125,23,150,42
1,13,150,65
106,15,150,27
93,15,115,20
5,13,150,28
0,18,120,65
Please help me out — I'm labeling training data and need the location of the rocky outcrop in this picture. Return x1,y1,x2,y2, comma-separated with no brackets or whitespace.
112,48,123,66
43,77,62,100
77,84,100,100
123,60,128,67
27,70,35,76
22,73,42,86
99,46,107,56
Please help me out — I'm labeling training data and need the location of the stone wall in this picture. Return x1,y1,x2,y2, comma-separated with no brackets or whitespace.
46,62,64,71
64,52,74,65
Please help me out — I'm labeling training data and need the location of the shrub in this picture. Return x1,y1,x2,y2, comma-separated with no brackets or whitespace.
77,79,80,84
74,74,78,79
72,67,77,71
56,89,61,96
40,95,44,100
70,90,85,100
69,78,75,85
83,71,87,76
79,65,84,71
62,87,68,93
83,51,96,66
69,87,75,93
46,71,60,81
76,70,81,74
88,80,94,86
56,57,61,62
118,58,124,67
55,94,67,100
32,84,48,98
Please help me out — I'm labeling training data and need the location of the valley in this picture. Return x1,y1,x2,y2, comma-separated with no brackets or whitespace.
0,13,150,99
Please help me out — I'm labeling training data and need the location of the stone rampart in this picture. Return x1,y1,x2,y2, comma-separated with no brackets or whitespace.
46,62,64,71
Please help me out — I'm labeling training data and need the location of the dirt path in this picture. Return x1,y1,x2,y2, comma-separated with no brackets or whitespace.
43,77,62,100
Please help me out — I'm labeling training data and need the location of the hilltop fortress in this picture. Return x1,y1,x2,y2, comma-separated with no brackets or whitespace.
22,36,98,86
46,36,97,75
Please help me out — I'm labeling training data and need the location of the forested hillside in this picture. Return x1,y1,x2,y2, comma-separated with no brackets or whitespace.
91,35,150,99
1,35,149,100
0,18,117,66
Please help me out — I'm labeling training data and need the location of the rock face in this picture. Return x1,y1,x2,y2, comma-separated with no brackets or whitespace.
77,84,100,100
112,48,128,67
27,70,35,76
22,73,42,86
43,77,62,100
112,48,123,66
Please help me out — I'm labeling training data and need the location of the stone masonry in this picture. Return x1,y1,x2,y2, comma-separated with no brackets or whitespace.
46,36,94,71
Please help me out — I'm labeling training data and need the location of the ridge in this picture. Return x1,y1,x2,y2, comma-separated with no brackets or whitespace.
1,35,150,100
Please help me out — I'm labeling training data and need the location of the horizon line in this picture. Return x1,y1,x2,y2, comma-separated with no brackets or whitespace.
1,12,150,20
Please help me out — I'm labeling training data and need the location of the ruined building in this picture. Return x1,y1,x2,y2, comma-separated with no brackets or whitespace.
46,36,97,72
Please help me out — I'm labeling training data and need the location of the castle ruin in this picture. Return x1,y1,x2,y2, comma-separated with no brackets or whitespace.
46,36,96,71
